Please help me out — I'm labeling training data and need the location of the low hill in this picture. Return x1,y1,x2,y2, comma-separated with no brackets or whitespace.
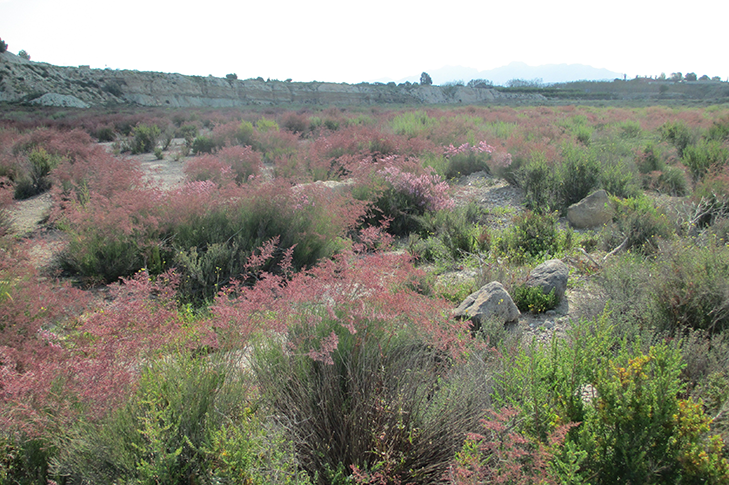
0,52,545,108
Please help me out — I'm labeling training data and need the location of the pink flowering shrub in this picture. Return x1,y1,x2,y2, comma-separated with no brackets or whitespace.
442,141,512,178
184,154,236,187
448,408,573,485
216,145,263,183
358,156,454,236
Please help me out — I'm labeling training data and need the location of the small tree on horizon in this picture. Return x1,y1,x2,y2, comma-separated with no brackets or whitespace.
0,38,7,53
685,72,697,81
420,72,433,86
18,49,30,60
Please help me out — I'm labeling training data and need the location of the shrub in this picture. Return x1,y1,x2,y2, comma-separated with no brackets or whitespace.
191,135,216,154
441,141,511,179
0,38,7,53
511,285,559,313
391,110,437,138
247,253,486,483
364,162,454,237
280,112,309,134
656,166,688,196
682,139,729,181
496,211,569,262
652,242,729,334
409,202,489,264
574,124,592,146
129,123,161,154
491,317,729,484
707,118,729,142
606,195,675,254
184,154,235,186
636,142,665,174
600,160,641,199
166,181,365,303
693,168,729,224
517,152,557,212
557,143,601,209
14,147,61,199
18,49,29,60
660,120,694,157
53,353,311,485
217,145,263,183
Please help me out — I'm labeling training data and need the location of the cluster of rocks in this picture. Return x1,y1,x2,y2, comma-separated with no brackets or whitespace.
453,189,615,337
454,259,569,328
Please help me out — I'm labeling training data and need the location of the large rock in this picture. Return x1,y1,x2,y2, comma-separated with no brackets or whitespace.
454,281,520,327
567,189,613,229
525,259,569,302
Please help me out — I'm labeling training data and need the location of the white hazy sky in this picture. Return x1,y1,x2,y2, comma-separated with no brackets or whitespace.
1,0,727,83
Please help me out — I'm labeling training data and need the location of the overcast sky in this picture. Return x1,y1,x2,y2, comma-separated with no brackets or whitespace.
1,0,727,84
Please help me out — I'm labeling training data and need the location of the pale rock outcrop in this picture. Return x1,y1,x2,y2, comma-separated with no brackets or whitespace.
29,93,90,108
0,51,547,108
567,189,614,229
453,281,520,328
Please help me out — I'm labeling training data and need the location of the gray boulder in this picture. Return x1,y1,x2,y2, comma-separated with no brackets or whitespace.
525,259,569,302
454,281,520,327
567,189,613,229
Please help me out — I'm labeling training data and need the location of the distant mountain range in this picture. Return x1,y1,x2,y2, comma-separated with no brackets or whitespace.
374,62,624,86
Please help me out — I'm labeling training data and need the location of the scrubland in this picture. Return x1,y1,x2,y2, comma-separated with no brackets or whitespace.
2,103,729,484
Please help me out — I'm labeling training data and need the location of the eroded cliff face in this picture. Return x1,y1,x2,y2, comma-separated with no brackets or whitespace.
0,52,545,108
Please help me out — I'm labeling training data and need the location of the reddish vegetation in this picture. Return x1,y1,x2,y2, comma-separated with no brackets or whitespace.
1,104,728,483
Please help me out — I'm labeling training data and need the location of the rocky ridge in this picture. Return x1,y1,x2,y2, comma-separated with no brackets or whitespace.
0,52,546,108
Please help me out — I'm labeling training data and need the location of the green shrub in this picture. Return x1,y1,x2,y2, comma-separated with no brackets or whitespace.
652,242,729,334
574,125,593,146
682,139,729,181
636,142,665,174
693,169,729,225
191,135,215,154
14,147,61,199
256,118,279,133
237,120,256,146
518,152,557,212
492,317,729,484
496,211,569,262
619,119,643,139
54,353,310,485
558,144,601,209
153,146,164,160
252,310,489,483
390,110,437,138
129,124,161,154
0,435,54,485
600,160,641,199
511,285,559,313
176,124,199,144
607,195,675,254
656,166,688,196
707,118,729,142
410,202,489,264
660,120,694,157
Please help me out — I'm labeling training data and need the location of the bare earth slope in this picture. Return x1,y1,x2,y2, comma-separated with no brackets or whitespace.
0,51,546,108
